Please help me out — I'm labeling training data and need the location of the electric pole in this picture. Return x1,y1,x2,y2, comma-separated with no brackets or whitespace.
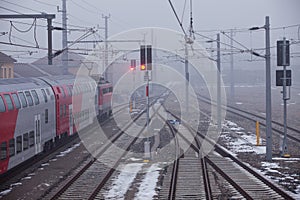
102,14,110,80
265,16,272,161
230,29,235,102
62,0,68,75
217,33,221,133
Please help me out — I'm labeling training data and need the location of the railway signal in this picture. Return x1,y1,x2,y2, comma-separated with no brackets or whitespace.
146,45,152,70
276,38,291,158
140,45,152,70
130,59,136,71
140,45,146,70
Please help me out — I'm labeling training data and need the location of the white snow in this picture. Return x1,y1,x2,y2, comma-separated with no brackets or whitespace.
134,164,161,200
272,157,300,161
41,163,49,167
104,163,144,199
127,157,143,162
10,182,22,187
0,188,12,197
222,120,266,155
56,142,81,157
222,120,300,195
21,176,32,180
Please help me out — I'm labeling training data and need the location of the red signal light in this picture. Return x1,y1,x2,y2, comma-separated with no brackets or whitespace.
130,66,135,71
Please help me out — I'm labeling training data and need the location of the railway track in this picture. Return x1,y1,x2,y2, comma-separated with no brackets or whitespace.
45,98,165,200
162,108,295,199
197,94,300,144
157,110,211,199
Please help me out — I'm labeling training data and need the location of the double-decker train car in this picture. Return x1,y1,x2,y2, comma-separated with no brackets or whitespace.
0,75,112,175
97,79,113,119
0,78,56,174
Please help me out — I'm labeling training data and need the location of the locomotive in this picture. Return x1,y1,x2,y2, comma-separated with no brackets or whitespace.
0,75,112,175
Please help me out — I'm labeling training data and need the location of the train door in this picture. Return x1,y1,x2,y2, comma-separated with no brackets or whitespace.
34,114,42,154
69,105,73,135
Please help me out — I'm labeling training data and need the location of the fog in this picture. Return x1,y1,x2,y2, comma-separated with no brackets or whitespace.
0,0,299,73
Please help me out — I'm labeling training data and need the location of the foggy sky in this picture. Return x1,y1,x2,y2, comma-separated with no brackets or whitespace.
0,0,300,64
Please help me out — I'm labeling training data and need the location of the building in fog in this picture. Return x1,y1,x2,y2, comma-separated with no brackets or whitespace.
0,52,17,78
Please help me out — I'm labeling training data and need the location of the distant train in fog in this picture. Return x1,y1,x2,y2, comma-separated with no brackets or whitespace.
0,75,112,175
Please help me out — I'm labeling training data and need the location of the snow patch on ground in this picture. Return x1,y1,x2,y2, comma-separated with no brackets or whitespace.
222,120,265,155
127,157,143,162
56,142,81,158
104,163,144,199
222,120,300,195
134,164,161,200
41,163,49,167
10,182,22,187
0,188,12,197
21,176,32,180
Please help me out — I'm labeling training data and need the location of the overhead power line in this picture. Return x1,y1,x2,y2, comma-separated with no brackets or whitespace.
0,4,90,29
168,0,187,36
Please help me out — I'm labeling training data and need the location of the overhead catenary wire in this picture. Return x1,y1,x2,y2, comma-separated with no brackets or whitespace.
33,0,57,8
1,28,97,56
168,0,187,36
194,32,246,53
0,4,91,29
181,0,187,25
8,19,39,47
10,18,36,33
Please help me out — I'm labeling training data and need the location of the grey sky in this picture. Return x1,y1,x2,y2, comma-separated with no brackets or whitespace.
0,0,300,64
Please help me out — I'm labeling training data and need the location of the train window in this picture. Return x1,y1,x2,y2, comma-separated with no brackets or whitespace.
45,109,48,123
86,84,90,92
0,96,6,112
65,87,70,96
29,131,34,147
73,86,76,95
9,138,15,157
16,136,22,154
60,105,63,117
18,92,27,108
4,94,13,111
56,87,61,93
41,89,48,103
46,88,50,95
60,87,66,98
25,91,34,106
68,86,73,96
63,104,67,116
23,133,28,151
31,90,40,105
12,93,21,109
0,142,7,160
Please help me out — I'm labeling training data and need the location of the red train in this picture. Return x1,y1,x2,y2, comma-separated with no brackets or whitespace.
0,75,112,175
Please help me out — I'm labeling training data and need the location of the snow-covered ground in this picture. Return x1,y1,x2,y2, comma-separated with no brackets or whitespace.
221,120,266,155
221,120,300,197
104,161,162,200
134,163,161,200
104,163,144,199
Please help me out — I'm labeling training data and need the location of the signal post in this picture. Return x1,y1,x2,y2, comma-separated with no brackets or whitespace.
140,45,152,160
276,38,291,158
